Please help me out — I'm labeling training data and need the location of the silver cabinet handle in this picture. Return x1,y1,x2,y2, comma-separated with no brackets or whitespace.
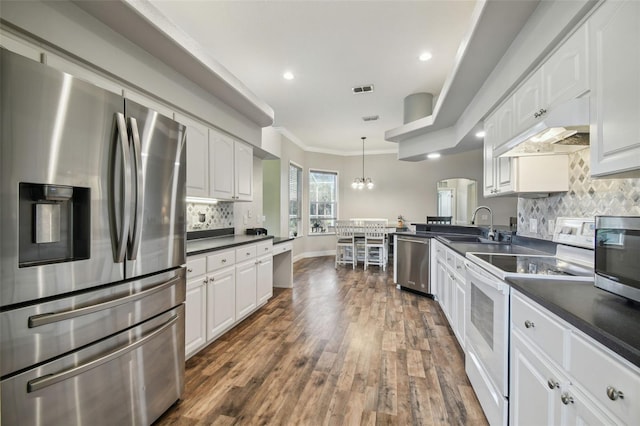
222,259,227,263
203,277,208,284
560,393,574,405
28,274,182,328
606,386,624,401
524,320,535,329
547,379,559,390
27,314,179,393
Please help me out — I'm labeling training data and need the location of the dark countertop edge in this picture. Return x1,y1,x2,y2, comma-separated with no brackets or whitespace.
187,235,274,256
272,237,294,245
508,279,640,369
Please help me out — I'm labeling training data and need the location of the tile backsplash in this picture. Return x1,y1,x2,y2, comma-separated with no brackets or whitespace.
186,202,234,232
517,148,640,240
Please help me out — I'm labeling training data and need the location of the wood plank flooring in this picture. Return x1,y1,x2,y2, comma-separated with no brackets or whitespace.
155,256,487,425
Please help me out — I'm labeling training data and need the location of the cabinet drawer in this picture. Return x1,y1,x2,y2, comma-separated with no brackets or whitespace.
569,332,640,424
207,249,235,272
511,291,568,367
445,248,456,269
256,240,273,255
453,254,465,276
235,244,257,262
274,242,292,255
186,257,206,278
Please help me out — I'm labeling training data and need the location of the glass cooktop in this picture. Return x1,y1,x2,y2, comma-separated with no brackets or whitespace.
473,254,593,277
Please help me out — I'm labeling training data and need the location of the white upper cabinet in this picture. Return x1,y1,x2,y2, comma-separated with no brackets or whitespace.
484,102,515,197
589,0,640,176
234,141,254,201
483,116,498,197
210,128,235,200
176,113,210,198
496,24,589,150
210,127,254,201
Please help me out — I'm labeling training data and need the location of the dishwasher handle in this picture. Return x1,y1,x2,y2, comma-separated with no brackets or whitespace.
397,238,429,244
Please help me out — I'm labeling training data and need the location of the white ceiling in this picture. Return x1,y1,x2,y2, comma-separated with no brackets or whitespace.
149,0,480,155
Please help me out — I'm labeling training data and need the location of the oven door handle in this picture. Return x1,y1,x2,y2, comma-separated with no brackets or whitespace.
28,274,182,328
465,261,510,295
26,314,179,393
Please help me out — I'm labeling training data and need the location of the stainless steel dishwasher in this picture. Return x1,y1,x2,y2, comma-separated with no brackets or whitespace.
396,236,430,295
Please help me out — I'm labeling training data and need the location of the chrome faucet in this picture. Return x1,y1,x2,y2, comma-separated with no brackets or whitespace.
471,206,495,240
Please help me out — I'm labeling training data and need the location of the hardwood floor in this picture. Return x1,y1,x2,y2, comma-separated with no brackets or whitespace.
155,256,487,425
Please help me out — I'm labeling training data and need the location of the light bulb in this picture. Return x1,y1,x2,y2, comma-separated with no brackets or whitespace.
366,180,374,189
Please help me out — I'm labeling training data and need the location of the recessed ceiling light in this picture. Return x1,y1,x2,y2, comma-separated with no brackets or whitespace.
283,71,294,80
419,52,433,62
427,153,441,159
475,131,486,138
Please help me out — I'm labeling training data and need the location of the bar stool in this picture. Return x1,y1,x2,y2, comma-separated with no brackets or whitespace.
335,220,356,269
364,221,387,271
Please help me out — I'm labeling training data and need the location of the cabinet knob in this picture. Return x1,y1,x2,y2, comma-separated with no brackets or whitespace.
246,252,251,256
606,386,624,401
187,268,193,272
203,277,208,284
547,379,559,390
560,393,574,405
524,320,535,329
222,259,227,263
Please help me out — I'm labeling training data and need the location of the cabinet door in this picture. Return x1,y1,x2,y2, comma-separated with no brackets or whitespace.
256,254,273,305
561,387,619,426
589,0,640,176
235,259,257,320
185,276,207,358
234,141,254,201
543,25,589,110
492,100,515,195
454,275,466,349
513,69,544,133
210,128,235,200
436,259,447,311
176,114,210,198
510,329,563,426
483,116,498,197
206,266,236,341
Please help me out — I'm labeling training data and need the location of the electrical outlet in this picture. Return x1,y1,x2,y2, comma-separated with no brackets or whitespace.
548,219,555,235
529,218,538,233
247,209,253,218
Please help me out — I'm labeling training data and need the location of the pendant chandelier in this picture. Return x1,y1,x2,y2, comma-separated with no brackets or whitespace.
352,136,374,190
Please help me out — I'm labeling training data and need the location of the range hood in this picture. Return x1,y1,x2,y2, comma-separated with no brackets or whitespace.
494,97,590,158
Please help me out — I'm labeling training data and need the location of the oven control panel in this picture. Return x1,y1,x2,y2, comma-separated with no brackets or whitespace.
552,217,595,248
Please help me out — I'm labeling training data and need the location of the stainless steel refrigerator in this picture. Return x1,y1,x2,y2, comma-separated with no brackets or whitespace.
1,47,187,425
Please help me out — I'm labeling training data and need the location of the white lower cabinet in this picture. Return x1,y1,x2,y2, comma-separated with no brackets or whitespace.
510,290,637,425
433,241,466,349
257,254,274,305
186,240,273,358
206,265,236,341
185,274,207,358
235,258,257,320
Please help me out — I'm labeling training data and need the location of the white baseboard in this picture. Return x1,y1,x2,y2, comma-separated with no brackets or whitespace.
293,249,336,263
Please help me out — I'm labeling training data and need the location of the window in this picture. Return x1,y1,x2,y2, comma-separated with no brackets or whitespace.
309,170,338,234
289,163,302,237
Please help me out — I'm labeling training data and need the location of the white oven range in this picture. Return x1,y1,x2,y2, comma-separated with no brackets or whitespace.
463,218,594,426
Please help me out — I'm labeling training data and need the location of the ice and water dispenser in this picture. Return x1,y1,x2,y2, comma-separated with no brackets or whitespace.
18,183,90,267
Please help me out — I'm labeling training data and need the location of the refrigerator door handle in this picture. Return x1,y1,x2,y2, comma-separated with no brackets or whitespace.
112,113,132,263
26,314,180,393
27,273,182,328
128,117,144,260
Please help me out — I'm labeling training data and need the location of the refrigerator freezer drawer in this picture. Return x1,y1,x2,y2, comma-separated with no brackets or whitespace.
1,268,185,377
1,305,185,426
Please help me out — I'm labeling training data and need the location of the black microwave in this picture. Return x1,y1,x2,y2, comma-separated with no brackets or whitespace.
595,216,640,303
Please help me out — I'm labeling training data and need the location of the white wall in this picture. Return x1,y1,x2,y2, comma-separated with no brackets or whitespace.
272,138,517,260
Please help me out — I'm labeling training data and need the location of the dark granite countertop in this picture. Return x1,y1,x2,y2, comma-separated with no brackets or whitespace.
273,237,294,245
186,235,274,256
508,278,640,369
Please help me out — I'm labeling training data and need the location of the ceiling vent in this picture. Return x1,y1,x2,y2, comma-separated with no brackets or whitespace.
362,115,379,122
352,84,374,94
